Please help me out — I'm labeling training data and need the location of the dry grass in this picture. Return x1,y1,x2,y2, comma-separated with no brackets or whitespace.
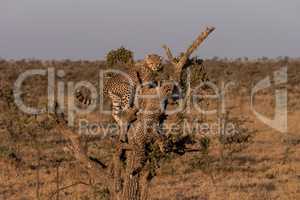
0,58,299,199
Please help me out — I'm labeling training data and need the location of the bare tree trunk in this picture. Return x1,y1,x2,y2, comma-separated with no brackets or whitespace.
140,171,151,200
110,143,126,200
120,151,153,200
122,151,142,200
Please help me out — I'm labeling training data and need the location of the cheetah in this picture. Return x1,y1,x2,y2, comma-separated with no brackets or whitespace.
75,54,163,141
126,83,174,176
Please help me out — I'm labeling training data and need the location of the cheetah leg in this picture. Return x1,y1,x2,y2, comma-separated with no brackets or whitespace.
109,92,126,141
119,107,138,123
110,92,138,143
118,110,138,144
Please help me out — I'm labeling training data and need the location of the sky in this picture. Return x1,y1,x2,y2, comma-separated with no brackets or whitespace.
1,0,299,60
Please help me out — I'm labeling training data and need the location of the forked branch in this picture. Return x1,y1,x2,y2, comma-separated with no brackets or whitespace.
163,26,215,81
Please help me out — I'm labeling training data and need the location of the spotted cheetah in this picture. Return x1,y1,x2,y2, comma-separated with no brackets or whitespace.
127,83,174,176
75,54,163,141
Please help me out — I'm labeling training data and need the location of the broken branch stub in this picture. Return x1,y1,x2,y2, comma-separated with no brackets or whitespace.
162,45,176,66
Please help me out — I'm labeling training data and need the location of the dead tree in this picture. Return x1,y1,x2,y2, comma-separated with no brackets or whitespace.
53,26,215,200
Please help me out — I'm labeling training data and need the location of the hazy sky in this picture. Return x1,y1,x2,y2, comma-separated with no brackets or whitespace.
1,0,299,59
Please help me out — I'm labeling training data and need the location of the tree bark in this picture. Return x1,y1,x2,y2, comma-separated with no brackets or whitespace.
122,151,142,200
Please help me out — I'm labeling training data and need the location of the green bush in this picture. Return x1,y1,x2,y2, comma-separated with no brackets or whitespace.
106,46,134,67
199,136,211,155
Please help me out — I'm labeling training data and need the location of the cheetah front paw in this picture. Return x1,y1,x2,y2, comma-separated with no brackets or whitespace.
120,107,139,123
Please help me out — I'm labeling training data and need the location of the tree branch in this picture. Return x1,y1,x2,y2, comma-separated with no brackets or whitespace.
55,122,108,178
175,26,215,80
163,26,215,81
48,181,90,200
53,105,110,184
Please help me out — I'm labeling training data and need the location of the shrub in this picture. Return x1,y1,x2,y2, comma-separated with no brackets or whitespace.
106,46,134,67
199,136,211,155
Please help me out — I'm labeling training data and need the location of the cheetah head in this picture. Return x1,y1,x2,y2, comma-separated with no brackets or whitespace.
145,54,163,72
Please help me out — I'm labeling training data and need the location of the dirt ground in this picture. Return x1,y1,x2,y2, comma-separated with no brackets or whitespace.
0,58,299,200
